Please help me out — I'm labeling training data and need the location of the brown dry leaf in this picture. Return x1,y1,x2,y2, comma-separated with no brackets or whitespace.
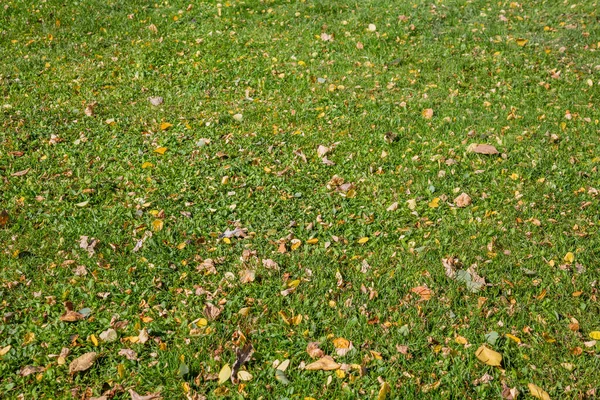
422,108,433,119
138,328,149,344
19,365,45,377
454,193,472,208
0,210,9,227
386,202,399,212
501,383,519,400
69,352,97,374
396,345,409,355
118,349,138,361
475,345,502,366
239,269,255,284
470,144,499,155
11,168,30,177
129,389,162,400
204,302,221,320
528,383,550,400
306,342,325,359
231,343,254,381
60,310,85,322
147,24,158,33
411,286,432,301
317,145,330,157
148,96,164,106
262,259,279,270
442,257,460,279
305,356,340,371
84,101,97,116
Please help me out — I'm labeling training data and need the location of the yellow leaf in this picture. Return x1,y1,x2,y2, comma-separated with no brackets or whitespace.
335,369,345,379
90,334,98,347
407,199,417,210
505,333,521,343
357,237,369,244
428,197,440,208
23,332,35,345
333,337,350,349
160,122,173,130
564,252,574,263
528,383,550,400
306,238,319,245
152,219,164,232
141,316,154,323
222,237,231,244
177,242,186,250
475,345,502,366
117,363,125,379
154,147,167,155
0,345,11,357
305,356,340,371
290,239,302,250
378,381,391,400
589,331,600,340
141,162,153,169
287,279,300,288
516,38,528,46
218,364,231,385
455,336,468,345
291,314,303,325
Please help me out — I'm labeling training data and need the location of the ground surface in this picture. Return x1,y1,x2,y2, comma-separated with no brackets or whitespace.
1,0,600,398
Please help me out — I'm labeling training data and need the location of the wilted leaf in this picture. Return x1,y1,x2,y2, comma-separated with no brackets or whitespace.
262,259,279,270
411,286,432,301
19,365,45,377
387,202,399,211
528,383,550,400
290,238,302,250
422,108,433,119
275,369,289,385
69,352,97,374
147,24,158,33
232,113,243,122
160,122,172,130
128,389,162,400
407,199,417,210
84,101,97,116
11,168,30,177
502,384,519,400
0,210,9,227
442,257,460,279
204,303,221,320
148,96,164,106
118,349,138,361
306,342,325,359
454,193,472,208
138,328,149,344
475,345,502,366
178,362,189,377
505,333,521,343
317,145,330,157
428,198,440,208
231,343,254,382
218,364,231,385
305,356,340,371
470,144,499,155
277,359,290,371
485,331,499,345
237,370,252,381
60,310,85,322
378,381,391,400
240,269,255,284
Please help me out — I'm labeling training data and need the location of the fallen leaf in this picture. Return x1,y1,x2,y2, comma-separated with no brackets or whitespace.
564,252,575,264
232,113,243,122
505,333,521,343
407,199,417,210
152,219,164,232
147,24,158,33
148,96,164,106
154,147,167,155
0,345,12,357
317,145,330,157
422,108,433,119
501,384,519,399
84,101,97,116
218,364,231,385
378,381,391,399
118,349,138,361
411,286,433,301
129,389,162,400
262,259,279,270
442,257,460,279
290,238,302,250
454,193,472,208
516,38,528,47
204,303,221,320
357,237,369,244
320,32,333,41
528,383,550,400
387,202,399,211
277,359,290,371
305,356,340,371
231,343,254,382
275,369,289,385
306,342,325,359
69,352,97,374
19,365,45,377
160,122,172,130
60,310,85,322
11,168,30,177
428,198,440,208
475,345,502,366
237,370,252,381
138,328,149,344
368,23,377,32
0,210,9,227
470,144,499,155
240,269,255,284
589,331,600,340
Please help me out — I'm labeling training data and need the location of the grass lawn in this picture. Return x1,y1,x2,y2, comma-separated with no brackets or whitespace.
1,0,600,398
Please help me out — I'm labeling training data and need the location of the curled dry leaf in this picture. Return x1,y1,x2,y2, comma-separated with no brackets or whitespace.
475,345,502,366
19,365,45,377
0,210,9,227
305,356,340,371
147,24,158,33
84,101,97,116
333,337,354,356
69,352,97,374
454,193,472,208
128,389,162,400
204,302,221,320
239,269,255,284
317,145,330,157
138,328,149,344
501,383,519,400
231,343,254,382
118,349,138,361
442,257,460,279
60,310,85,322
99,328,118,343
148,96,164,106
377,381,391,400
422,108,433,119
11,168,30,177
410,286,433,301
386,202,399,212
469,143,499,155
528,383,550,400
262,259,279,270
306,342,325,359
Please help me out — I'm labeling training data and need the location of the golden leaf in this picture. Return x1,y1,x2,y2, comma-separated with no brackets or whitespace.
411,286,433,301
23,332,35,345
333,337,350,349
475,345,502,366
378,381,391,400
290,239,302,250
305,356,340,371
154,147,167,155
141,162,154,169
422,108,433,119
160,122,173,130
218,364,231,385
589,331,600,340
516,38,528,47
428,198,440,208
357,237,369,244
564,252,574,263
0,345,11,357
505,333,521,343
152,219,164,232
306,238,319,245
528,383,550,400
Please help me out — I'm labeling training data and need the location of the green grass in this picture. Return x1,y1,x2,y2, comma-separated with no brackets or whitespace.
1,0,600,398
